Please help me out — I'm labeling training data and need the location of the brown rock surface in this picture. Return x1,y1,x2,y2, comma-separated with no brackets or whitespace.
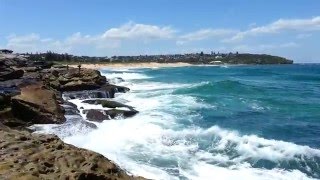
0,68,24,81
11,84,65,124
43,68,107,91
0,126,145,180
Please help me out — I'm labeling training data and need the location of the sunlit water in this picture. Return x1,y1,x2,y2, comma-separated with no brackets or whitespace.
33,64,320,180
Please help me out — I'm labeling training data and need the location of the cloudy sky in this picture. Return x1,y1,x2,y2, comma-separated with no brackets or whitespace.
1,0,320,63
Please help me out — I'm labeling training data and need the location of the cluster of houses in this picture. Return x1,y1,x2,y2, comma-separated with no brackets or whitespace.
109,52,239,64
1,49,240,64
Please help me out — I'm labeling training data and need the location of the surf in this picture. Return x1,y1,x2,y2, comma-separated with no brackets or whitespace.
32,65,320,179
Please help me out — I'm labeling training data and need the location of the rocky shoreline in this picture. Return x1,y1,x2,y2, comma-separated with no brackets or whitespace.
0,52,144,179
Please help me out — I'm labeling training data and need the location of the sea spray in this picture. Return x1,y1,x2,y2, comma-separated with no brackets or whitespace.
34,65,320,179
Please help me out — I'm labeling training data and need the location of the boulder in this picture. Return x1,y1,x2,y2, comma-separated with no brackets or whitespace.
0,78,39,90
82,99,133,109
0,53,27,67
0,68,24,81
30,60,53,69
0,93,11,110
0,127,145,180
108,77,125,84
84,109,109,122
83,108,138,122
0,108,28,128
11,84,65,124
43,68,107,91
99,84,130,98
105,109,138,119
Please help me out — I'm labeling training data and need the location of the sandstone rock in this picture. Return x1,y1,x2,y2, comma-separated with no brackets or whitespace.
11,84,65,124
0,108,28,128
0,68,24,81
0,53,27,67
0,127,144,180
43,68,107,91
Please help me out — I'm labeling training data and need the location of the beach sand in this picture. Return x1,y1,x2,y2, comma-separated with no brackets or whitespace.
69,62,192,69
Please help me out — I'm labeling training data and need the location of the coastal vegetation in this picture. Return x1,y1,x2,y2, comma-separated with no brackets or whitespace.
22,51,293,65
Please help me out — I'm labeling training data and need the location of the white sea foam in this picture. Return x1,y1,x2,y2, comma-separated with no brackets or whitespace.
33,68,320,180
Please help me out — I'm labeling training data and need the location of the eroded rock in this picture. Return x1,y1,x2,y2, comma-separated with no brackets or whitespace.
0,126,144,180
43,68,107,91
11,84,65,124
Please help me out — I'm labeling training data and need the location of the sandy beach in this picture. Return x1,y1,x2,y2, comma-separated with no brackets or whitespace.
69,62,192,69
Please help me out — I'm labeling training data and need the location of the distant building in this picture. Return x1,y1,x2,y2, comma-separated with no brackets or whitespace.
210,60,223,65
0,49,13,54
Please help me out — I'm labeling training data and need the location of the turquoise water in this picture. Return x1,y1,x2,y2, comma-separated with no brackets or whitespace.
145,64,320,148
35,64,320,179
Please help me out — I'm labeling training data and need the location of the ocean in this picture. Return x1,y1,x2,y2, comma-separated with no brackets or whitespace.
33,64,320,180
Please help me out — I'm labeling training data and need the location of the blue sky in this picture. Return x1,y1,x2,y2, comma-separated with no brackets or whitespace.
1,0,320,62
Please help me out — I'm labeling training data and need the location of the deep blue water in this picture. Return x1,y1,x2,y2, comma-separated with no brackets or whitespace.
142,64,320,149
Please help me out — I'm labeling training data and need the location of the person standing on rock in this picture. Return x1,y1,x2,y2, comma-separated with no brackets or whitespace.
77,64,81,75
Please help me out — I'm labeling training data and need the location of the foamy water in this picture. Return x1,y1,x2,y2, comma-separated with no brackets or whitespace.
33,66,320,180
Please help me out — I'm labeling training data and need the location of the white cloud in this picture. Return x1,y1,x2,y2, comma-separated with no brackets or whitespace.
6,33,67,53
179,29,236,41
4,22,177,55
7,33,40,44
177,29,236,45
102,22,176,39
226,16,320,42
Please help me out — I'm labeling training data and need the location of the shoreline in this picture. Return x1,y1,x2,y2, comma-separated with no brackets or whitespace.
67,62,296,70
69,62,193,69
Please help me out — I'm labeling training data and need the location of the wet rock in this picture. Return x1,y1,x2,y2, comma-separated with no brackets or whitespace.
82,99,133,109
62,104,80,116
98,84,130,98
108,77,125,84
83,108,138,122
84,109,109,122
104,109,139,119
11,84,65,124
